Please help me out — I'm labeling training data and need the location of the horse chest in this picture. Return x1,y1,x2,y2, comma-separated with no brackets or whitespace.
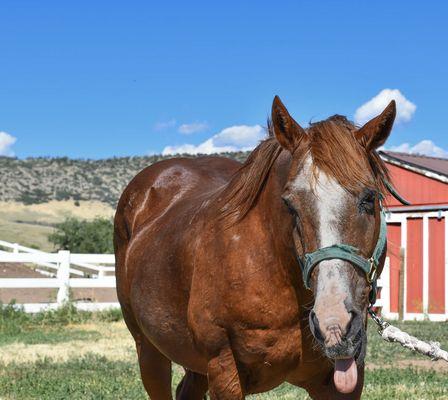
231,325,303,393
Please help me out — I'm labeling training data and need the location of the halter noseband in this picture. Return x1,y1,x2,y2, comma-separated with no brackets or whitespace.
294,173,409,306
297,208,387,305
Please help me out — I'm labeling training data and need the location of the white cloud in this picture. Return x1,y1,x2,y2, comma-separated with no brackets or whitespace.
0,131,17,156
387,140,448,158
154,119,176,131
178,122,209,135
354,89,416,126
162,124,265,155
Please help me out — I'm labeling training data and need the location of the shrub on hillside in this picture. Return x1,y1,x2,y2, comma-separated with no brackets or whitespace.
48,217,114,253
19,188,51,204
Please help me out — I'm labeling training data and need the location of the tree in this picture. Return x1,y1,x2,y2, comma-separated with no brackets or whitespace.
49,217,114,253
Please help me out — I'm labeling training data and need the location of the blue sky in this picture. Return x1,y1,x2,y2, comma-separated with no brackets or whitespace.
1,1,447,159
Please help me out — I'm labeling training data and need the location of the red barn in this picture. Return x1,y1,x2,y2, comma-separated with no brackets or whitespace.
379,151,448,321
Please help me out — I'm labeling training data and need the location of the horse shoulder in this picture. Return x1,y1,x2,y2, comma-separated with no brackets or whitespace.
187,211,304,383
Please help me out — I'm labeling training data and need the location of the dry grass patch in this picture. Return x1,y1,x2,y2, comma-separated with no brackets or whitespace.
0,321,134,365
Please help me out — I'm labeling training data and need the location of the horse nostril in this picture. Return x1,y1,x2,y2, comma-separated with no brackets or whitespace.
346,310,362,337
309,310,325,342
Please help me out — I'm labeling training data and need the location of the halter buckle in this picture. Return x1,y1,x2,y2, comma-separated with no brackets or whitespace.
367,257,378,284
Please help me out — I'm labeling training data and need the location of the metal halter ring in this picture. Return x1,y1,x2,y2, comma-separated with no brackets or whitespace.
367,257,378,284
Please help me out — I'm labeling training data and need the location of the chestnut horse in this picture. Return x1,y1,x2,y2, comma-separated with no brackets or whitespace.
114,96,396,399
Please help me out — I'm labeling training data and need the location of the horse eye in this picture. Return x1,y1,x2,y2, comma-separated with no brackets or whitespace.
282,197,297,216
359,189,376,215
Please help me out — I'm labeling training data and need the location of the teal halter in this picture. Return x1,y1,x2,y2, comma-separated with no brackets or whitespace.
298,207,387,305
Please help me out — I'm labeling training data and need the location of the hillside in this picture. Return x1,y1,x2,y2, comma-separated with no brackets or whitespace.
0,153,248,249
0,152,248,207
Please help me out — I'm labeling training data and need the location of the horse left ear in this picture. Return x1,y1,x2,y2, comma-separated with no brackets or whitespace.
271,96,306,153
355,100,396,151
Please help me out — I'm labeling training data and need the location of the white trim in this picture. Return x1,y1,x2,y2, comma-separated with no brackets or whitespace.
386,211,444,221
425,314,447,322
423,216,429,315
384,312,399,320
402,313,447,322
401,216,408,317
376,257,391,317
403,313,426,321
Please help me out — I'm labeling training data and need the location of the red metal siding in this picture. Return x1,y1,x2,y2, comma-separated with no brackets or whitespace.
406,219,423,313
429,218,445,314
387,223,402,313
384,163,448,207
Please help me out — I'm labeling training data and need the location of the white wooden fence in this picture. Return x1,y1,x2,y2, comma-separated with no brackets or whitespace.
0,239,391,315
0,240,119,313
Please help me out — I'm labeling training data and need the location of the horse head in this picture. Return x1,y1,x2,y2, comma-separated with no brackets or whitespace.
271,96,396,393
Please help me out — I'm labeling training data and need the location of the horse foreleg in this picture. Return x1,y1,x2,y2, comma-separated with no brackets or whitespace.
176,369,208,400
207,347,244,400
136,335,173,400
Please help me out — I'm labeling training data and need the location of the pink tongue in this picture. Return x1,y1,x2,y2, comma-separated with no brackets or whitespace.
334,358,357,394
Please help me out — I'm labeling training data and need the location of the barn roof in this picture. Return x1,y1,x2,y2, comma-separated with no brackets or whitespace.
380,151,448,181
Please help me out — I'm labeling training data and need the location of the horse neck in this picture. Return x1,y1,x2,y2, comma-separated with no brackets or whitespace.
255,151,311,303
256,150,297,259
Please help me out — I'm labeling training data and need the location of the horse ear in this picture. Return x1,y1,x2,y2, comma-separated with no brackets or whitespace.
271,96,306,153
356,100,396,151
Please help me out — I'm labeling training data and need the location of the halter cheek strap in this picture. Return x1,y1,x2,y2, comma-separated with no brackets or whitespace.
297,209,387,305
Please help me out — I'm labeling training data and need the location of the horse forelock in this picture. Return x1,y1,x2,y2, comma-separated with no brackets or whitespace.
307,116,389,196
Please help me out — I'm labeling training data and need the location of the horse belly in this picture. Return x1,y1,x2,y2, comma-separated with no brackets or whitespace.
128,237,208,374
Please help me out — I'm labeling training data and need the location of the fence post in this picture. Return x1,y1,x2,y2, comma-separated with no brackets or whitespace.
12,243,19,254
57,250,71,306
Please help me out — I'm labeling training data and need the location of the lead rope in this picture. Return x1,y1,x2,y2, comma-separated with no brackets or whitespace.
368,307,448,362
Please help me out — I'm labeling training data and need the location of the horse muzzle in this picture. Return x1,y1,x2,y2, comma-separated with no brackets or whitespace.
309,308,365,359
309,309,366,393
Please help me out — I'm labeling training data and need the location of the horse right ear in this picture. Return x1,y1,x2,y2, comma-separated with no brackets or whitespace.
271,96,306,153
355,100,396,151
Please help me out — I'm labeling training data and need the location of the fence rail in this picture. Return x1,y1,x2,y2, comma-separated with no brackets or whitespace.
0,240,118,312
0,240,115,277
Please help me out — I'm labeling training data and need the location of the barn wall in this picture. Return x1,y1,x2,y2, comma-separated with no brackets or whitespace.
428,217,445,314
384,163,448,207
406,218,424,314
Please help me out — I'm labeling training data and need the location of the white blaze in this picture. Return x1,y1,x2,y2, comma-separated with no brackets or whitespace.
292,154,351,300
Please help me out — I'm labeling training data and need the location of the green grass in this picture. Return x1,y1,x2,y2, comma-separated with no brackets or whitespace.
0,301,123,328
0,327,101,346
0,304,447,399
0,356,446,400
0,355,147,400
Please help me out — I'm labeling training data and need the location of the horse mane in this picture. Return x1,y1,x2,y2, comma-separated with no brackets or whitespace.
217,122,282,225
218,115,390,226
